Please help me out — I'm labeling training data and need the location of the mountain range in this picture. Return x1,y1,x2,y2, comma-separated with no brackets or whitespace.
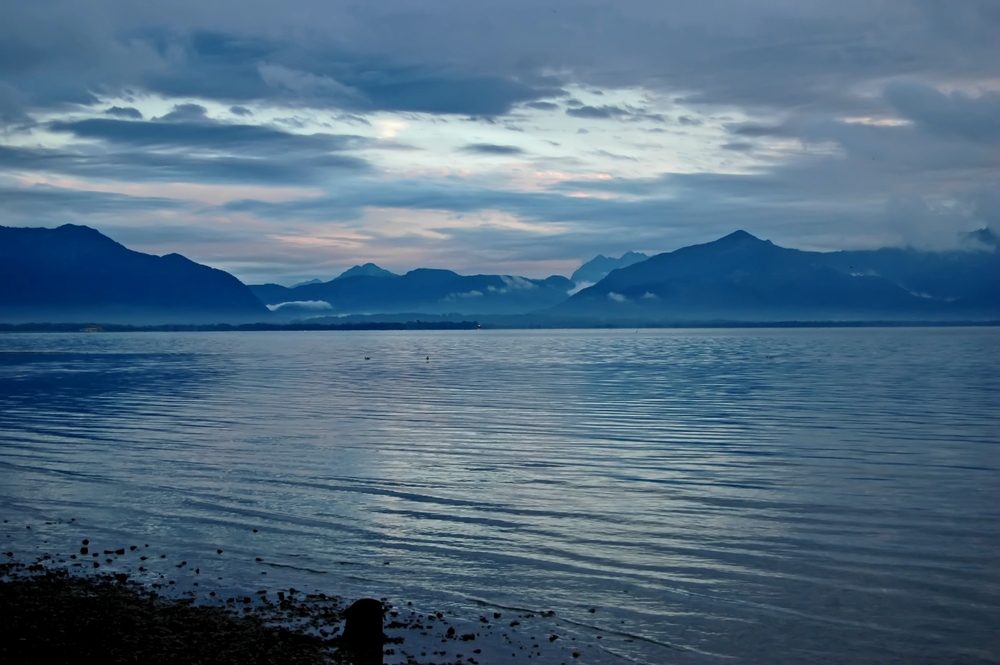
0,224,268,323
2,224,998,325
570,251,649,286
557,231,1000,321
251,271,574,317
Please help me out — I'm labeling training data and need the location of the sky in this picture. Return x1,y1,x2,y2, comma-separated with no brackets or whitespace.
2,1,999,284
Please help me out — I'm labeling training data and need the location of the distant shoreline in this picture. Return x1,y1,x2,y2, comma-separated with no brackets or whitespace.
0,320,998,333
0,321,481,333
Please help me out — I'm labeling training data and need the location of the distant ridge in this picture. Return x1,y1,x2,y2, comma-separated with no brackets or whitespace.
0,224,270,324
571,251,648,285
4,225,998,326
556,230,1000,322
250,269,574,317
337,263,395,279
963,227,998,251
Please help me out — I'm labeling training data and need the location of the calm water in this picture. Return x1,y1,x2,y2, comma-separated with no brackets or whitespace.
1,328,998,664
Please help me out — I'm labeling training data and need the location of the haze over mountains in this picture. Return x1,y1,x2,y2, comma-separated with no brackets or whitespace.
2,224,998,326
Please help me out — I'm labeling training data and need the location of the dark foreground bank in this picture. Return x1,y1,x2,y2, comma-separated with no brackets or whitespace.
0,563,349,664
0,547,548,665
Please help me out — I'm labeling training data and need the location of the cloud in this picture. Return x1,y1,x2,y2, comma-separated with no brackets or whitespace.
607,292,627,302
0,139,368,185
157,103,208,122
105,106,143,119
566,105,629,119
229,105,252,116
461,143,525,155
884,80,1000,142
445,290,483,299
132,30,565,117
266,300,333,311
48,116,368,153
500,275,537,290
0,183,186,217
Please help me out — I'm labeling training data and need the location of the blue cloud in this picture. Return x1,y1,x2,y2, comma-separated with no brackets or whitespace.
461,143,525,155
884,81,1000,142
104,106,143,119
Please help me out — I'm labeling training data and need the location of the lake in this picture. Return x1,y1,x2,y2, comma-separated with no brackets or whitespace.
1,328,998,664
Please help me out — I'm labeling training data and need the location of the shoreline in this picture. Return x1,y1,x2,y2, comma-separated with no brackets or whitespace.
1,319,998,333
1,562,337,664
1,528,584,665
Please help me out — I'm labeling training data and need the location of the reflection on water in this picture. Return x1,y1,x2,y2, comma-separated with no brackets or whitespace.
1,328,999,663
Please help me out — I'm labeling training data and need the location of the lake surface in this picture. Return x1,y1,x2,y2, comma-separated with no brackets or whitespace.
1,328,998,664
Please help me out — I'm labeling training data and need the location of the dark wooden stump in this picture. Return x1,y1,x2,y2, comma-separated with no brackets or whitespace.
341,598,384,664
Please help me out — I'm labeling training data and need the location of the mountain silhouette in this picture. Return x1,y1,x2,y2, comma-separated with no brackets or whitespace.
337,263,396,279
250,270,574,317
571,251,648,285
556,231,1000,321
0,224,270,323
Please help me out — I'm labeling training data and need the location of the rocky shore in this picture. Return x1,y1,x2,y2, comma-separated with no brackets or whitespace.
1,529,585,665
0,564,335,663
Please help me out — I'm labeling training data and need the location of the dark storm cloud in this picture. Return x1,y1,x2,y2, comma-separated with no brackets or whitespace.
461,143,525,155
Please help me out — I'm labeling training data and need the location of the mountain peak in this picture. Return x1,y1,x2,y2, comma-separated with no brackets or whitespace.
717,230,763,244
571,250,650,284
963,227,998,251
337,263,396,279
